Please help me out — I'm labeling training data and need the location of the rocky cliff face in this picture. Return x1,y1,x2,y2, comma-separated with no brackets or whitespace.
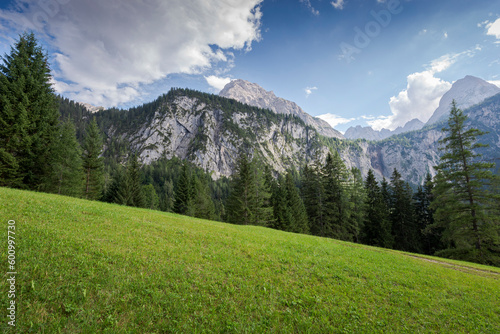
100,88,500,185
344,119,424,141
115,91,328,179
219,79,344,139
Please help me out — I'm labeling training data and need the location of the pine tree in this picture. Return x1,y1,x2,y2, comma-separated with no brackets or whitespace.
302,163,327,237
160,178,175,212
47,118,83,197
82,119,104,200
432,101,500,265
192,175,216,220
414,173,443,255
226,153,256,225
143,184,159,210
251,159,273,227
284,171,309,234
322,151,350,240
390,168,419,252
347,167,366,243
362,169,393,248
0,32,59,189
126,153,145,208
174,163,192,215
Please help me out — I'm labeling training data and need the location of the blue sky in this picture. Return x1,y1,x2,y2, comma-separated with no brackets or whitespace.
1,0,500,132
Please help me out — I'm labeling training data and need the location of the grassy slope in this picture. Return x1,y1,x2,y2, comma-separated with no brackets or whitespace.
1,187,499,333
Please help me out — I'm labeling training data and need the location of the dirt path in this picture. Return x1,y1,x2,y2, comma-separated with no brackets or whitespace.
404,254,500,278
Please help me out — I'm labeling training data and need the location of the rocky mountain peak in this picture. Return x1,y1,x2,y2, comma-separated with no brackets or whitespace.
219,79,344,139
426,75,500,125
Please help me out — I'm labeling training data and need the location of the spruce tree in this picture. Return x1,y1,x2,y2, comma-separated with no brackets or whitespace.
362,169,393,248
174,163,192,215
346,167,366,243
192,175,216,220
226,153,256,225
302,163,326,237
284,171,309,234
143,184,159,210
126,153,145,208
414,173,442,255
0,32,59,189
432,101,500,264
47,118,83,197
322,151,350,240
390,168,419,252
82,119,104,200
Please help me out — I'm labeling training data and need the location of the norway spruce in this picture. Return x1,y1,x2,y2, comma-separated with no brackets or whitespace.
0,32,59,189
432,100,500,265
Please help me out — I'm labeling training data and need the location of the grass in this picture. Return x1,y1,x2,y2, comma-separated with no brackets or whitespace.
1,186,499,333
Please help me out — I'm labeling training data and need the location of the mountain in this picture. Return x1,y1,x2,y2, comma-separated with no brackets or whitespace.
75,86,500,185
426,75,500,125
219,79,344,139
344,118,424,141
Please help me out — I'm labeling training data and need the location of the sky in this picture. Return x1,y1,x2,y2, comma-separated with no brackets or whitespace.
0,0,500,133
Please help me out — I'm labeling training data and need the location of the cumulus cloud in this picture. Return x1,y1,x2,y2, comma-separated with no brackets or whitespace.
367,50,482,131
205,75,232,91
0,0,263,107
304,86,318,97
486,18,500,39
368,55,460,131
331,0,345,10
317,113,355,128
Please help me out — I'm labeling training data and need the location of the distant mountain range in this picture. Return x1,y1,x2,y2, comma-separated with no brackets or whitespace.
72,75,500,185
344,75,500,140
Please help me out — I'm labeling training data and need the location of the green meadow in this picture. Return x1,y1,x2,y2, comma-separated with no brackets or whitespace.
1,187,499,333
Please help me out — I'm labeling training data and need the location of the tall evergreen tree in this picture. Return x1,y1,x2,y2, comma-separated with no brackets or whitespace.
432,101,500,265
126,153,145,208
346,167,366,243
390,168,419,252
143,184,159,210
192,175,216,220
174,163,192,215
0,32,59,189
47,118,83,197
82,119,104,200
284,171,309,234
414,173,443,255
302,163,326,237
226,153,256,225
362,169,393,248
322,151,350,240
160,178,175,212
251,159,274,227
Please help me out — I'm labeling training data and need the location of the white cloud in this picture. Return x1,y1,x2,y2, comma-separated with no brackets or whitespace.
317,113,355,128
443,31,448,39
0,0,263,107
488,80,500,88
486,18,500,39
300,0,319,16
304,86,318,97
368,49,483,131
331,0,345,10
205,76,232,91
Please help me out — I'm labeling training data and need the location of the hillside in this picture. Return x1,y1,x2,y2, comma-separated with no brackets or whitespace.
1,187,499,333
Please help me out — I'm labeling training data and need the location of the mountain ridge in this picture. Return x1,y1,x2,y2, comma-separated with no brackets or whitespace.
219,79,344,139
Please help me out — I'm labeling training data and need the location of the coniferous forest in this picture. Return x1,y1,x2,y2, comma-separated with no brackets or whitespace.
1,33,499,267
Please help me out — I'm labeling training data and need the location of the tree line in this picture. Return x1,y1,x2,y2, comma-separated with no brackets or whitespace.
1,33,498,266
